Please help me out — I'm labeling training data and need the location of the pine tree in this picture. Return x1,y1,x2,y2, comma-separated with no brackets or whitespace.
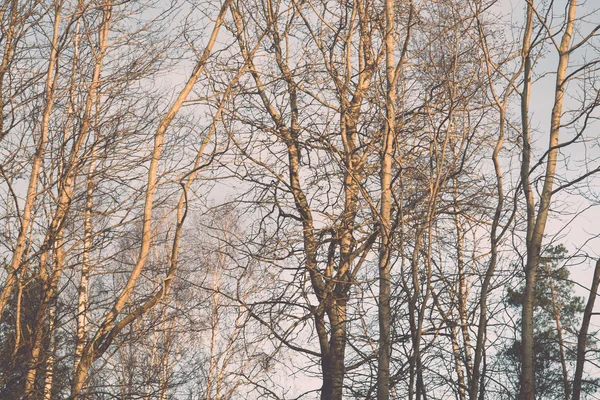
501,245,598,400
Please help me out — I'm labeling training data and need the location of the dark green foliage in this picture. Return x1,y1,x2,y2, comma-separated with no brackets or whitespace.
501,245,598,400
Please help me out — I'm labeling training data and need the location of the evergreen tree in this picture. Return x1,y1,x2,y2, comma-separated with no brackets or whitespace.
501,245,598,400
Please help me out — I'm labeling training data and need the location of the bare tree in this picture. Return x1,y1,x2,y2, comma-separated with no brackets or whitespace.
517,1,600,398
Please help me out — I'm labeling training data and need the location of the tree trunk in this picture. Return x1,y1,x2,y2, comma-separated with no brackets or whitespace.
322,299,347,400
545,264,570,400
519,2,577,399
42,301,57,400
572,259,600,400
377,0,395,398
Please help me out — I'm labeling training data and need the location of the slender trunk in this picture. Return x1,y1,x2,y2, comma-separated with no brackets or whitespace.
158,314,175,400
572,259,600,400
23,309,45,396
377,0,395,398
12,280,23,356
451,325,467,400
65,16,88,373
455,211,472,385
408,239,422,400
74,154,95,374
206,254,222,400
42,301,57,400
517,2,536,397
546,264,570,400
451,185,470,399
158,318,175,400
470,107,506,400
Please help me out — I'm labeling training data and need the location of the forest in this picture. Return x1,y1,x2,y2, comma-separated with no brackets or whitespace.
1,0,600,399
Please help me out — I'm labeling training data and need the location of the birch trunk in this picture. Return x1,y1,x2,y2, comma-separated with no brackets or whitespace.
377,0,395,397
